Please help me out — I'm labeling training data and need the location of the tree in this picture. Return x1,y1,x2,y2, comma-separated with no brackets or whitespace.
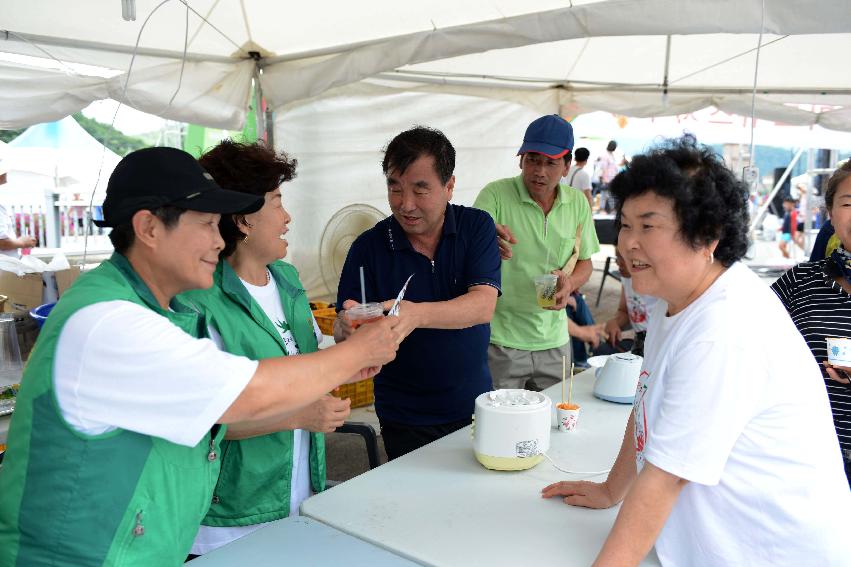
0,115,148,156
0,129,25,143
72,113,147,156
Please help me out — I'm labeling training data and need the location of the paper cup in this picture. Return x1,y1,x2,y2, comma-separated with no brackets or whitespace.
826,337,851,366
534,274,558,308
556,403,581,432
346,302,384,329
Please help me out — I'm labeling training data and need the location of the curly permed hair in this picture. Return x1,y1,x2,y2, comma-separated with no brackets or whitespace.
198,139,297,258
608,135,749,267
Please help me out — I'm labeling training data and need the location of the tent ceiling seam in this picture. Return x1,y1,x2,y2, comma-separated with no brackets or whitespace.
187,0,222,50
239,0,253,45
669,35,787,85
175,0,246,55
564,37,590,81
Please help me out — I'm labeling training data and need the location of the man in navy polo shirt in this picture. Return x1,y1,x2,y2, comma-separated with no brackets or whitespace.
335,126,501,460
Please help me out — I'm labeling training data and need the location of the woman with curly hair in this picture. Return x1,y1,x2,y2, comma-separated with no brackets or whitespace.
542,137,849,566
772,160,851,485
181,140,352,557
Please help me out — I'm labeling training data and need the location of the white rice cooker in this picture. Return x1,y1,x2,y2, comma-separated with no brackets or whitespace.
472,389,551,471
593,352,643,404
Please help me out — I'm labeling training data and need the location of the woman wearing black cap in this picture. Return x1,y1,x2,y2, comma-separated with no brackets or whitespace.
0,147,399,567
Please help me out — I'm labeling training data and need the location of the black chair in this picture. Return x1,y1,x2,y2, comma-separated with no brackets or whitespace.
595,256,621,307
593,216,621,306
336,421,381,470
325,421,382,487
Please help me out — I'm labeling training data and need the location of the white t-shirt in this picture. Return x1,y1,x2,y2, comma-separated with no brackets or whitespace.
565,165,592,192
634,262,850,566
192,269,324,555
621,276,657,333
54,301,257,446
0,204,19,258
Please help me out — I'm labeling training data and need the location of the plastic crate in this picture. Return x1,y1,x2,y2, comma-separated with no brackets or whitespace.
333,377,374,408
311,307,337,336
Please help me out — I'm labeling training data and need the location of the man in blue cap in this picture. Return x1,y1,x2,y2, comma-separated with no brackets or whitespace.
474,115,600,390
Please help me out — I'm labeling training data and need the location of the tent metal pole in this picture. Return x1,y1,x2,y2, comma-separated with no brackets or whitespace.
265,106,275,149
254,75,266,143
803,148,815,256
252,61,275,146
661,35,671,102
43,188,60,249
748,147,805,234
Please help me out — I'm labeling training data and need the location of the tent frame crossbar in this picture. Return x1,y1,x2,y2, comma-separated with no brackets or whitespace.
1,29,236,64
374,72,851,97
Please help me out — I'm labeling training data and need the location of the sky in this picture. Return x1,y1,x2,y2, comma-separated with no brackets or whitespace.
81,100,167,136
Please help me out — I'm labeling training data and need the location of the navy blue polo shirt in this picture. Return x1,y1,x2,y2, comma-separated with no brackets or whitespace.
337,204,501,426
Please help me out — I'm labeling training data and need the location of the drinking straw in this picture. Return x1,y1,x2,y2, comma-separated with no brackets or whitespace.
359,266,366,305
568,363,575,405
561,355,566,404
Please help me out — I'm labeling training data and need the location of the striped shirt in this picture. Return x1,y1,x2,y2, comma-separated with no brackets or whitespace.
771,259,851,461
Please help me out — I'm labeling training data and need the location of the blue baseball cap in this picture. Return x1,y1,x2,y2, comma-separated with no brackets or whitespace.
517,114,574,159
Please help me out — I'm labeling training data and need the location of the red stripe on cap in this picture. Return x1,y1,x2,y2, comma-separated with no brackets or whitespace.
526,149,570,159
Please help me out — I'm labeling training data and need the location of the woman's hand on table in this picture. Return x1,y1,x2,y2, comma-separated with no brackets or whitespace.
823,361,851,385
541,480,618,509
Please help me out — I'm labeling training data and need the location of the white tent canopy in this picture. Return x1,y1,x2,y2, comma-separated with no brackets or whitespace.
1,116,120,197
2,0,851,130
3,0,851,299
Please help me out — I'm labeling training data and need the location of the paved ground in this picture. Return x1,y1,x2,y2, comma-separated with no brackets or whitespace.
325,246,623,483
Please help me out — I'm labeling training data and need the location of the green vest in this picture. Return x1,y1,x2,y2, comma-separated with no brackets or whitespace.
0,254,225,567
179,260,325,527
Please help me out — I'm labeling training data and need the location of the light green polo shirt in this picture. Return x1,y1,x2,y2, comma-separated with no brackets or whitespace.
474,176,600,350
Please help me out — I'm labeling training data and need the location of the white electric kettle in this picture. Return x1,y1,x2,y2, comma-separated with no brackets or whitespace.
472,389,551,471
593,353,643,404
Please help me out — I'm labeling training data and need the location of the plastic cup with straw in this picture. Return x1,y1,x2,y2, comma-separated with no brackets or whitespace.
360,265,366,305
347,265,383,329
557,358,581,431
534,241,557,308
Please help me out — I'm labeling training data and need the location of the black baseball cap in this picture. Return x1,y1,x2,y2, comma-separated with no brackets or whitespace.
94,147,264,228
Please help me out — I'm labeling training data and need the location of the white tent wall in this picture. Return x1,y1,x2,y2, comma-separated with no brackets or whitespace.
277,91,542,301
